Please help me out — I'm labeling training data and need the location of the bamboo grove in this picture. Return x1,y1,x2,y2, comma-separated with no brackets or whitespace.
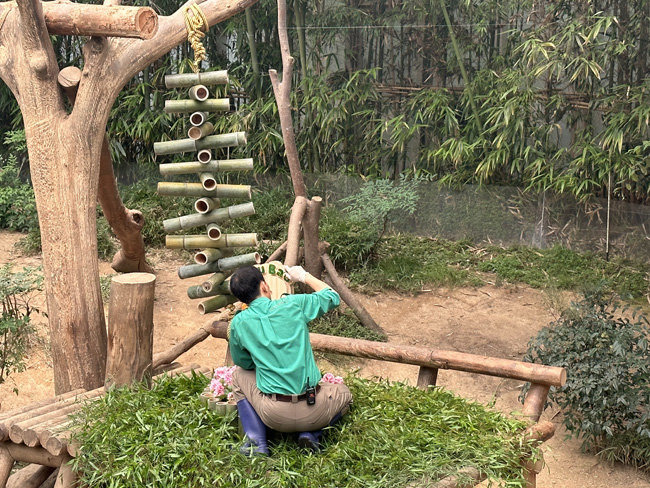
1,0,650,202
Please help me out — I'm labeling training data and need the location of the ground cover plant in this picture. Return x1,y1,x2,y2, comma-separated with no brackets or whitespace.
70,372,536,488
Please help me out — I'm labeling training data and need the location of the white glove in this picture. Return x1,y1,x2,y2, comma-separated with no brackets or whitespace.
284,265,308,283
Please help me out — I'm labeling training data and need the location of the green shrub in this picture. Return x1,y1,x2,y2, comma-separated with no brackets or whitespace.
0,156,37,232
310,308,387,342
71,373,535,488
0,265,41,384
320,206,378,269
524,291,650,470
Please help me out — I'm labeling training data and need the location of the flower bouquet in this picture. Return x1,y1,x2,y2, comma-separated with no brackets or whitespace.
201,366,237,415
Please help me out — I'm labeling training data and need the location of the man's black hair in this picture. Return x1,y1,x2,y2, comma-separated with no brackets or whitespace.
230,266,265,304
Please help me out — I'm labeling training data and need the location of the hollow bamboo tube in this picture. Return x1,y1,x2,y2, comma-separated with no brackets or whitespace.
160,159,254,176
189,85,209,102
195,197,220,214
207,223,222,240
153,138,195,155
200,173,217,191
202,272,227,292
164,99,230,114
157,182,251,199
190,112,208,126
162,202,255,233
154,132,245,155
165,70,229,89
194,249,230,265
187,281,230,299
199,294,237,314
178,252,260,279
188,122,214,140
166,234,257,250
198,149,212,163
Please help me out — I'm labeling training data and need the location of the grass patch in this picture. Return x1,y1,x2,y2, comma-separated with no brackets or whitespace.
70,373,535,488
311,308,387,342
350,235,650,298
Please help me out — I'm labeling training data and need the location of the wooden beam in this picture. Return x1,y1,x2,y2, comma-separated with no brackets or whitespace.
3,443,65,468
522,384,551,423
0,445,14,488
7,464,55,488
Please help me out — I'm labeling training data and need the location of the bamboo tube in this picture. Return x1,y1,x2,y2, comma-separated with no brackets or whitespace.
160,159,254,176
153,132,245,156
165,70,229,89
197,149,212,163
200,173,217,191
188,122,214,140
166,234,257,249
188,85,209,102
187,282,230,299
178,261,221,279
178,252,260,279
163,202,255,233
194,249,230,265
190,112,208,126
194,197,220,214
153,138,195,155
163,99,230,114
157,182,251,199
207,223,222,240
202,272,227,292
199,294,237,314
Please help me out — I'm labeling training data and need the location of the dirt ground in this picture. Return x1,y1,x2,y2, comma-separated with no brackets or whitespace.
0,230,648,488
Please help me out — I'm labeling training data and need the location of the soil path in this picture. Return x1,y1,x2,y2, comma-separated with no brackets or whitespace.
0,231,647,488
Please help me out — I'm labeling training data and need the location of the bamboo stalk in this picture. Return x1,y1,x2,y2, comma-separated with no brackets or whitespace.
188,85,209,102
207,223,222,240
178,252,260,278
166,234,257,249
195,197,220,214
188,122,214,140
153,132,246,155
194,250,230,265
200,173,217,191
202,272,227,292
165,70,229,88
163,202,255,233
199,294,237,314
189,112,208,126
153,138,195,155
217,252,261,271
187,281,230,299
197,149,212,163
163,99,230,114
157,182,251,199
159,159,254,176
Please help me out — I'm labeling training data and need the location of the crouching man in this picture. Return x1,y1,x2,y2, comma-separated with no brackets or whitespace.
228,265,353,455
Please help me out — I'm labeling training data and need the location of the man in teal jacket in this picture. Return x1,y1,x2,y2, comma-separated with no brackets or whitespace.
229,265,353,455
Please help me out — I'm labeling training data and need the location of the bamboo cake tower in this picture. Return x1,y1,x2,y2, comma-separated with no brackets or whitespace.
155,69,260,314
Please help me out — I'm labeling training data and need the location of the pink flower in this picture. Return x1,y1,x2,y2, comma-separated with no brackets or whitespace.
227,392,235,402
322,373,336,383
332,376,344,384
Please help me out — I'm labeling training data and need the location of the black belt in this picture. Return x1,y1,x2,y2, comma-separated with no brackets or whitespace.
267,385,321,403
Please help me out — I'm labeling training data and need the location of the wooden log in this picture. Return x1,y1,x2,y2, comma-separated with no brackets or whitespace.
321,253,384,334
4,443,66,468
190,112,208,127
303,197,323,277
105,273,156,388
202,272,228,292
157,182,251,199
152,362,182,375
160,159,254,177
200,173,217,191
6,464,55,488
44,434,71,457
266,241,288,263
523,421,555,443
35,418,74,449
52,456,76,488
9,401,85,445
188,85,210,102
40,470,58,488
163,202,255,233
188,122,214,140
416,366,438,389
521,383,551,423
38,3,158,39
165,71,229,89
0,389,84,422
195,197,220,214
207,322,567,386
178,252,260,279
163,99,230,114
0,445,14,488
199,295,237,314
285,196,308,266
166,234,258,250
207,223,222,241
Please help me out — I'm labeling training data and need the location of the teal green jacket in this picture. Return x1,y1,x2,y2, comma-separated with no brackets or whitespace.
229,288,340,395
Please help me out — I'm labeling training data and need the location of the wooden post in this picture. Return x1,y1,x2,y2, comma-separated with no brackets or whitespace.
416,366,438,389
303,197,323,277
522,383,551,423
6,464,54,488
105,273,156,387
0,445,14,488
53,456,76,488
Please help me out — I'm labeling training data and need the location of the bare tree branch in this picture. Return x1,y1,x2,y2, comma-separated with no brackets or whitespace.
0,4,19,98
15,0,56,79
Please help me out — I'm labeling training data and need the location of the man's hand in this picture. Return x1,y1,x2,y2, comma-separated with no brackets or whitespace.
284,265,308,283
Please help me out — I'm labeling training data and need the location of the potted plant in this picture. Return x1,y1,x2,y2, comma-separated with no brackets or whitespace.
205,366,237,415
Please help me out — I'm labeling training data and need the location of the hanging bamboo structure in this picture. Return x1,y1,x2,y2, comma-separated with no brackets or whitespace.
157,182,251,199
194,197,219,214
165,70,229,88
159,159,254,176
202,272,227,292
163,98,230,114
178,252,261,278
199,173,217,191
188,85,209,102
165,233,258,250
187,281,230,299
163,202,255,233
153,132,246,155
197,149,212,163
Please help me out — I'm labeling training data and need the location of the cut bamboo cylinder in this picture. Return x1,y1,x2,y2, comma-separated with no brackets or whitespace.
187,281,230,299
188,122,214,140
194,249,228,264
189,85,209,102
198,149,212,163
178,252,260,279
157,182,251,199
200,173,217,191
164,99,230,114
195,197,220,214
165,70,229,89
160,159,254,176
190,112,208,126
199,294,237,314
207,223,222,241
153,132,246,156
165,234,257,249
202,272,227,292
162,202,255,233
178,261,220,279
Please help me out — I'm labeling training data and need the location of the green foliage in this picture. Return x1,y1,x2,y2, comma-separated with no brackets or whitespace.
70,373,535,488
524,292,650,470
0,156,37,232
319,207,378,270
0,265,41,384
310,308,387,342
